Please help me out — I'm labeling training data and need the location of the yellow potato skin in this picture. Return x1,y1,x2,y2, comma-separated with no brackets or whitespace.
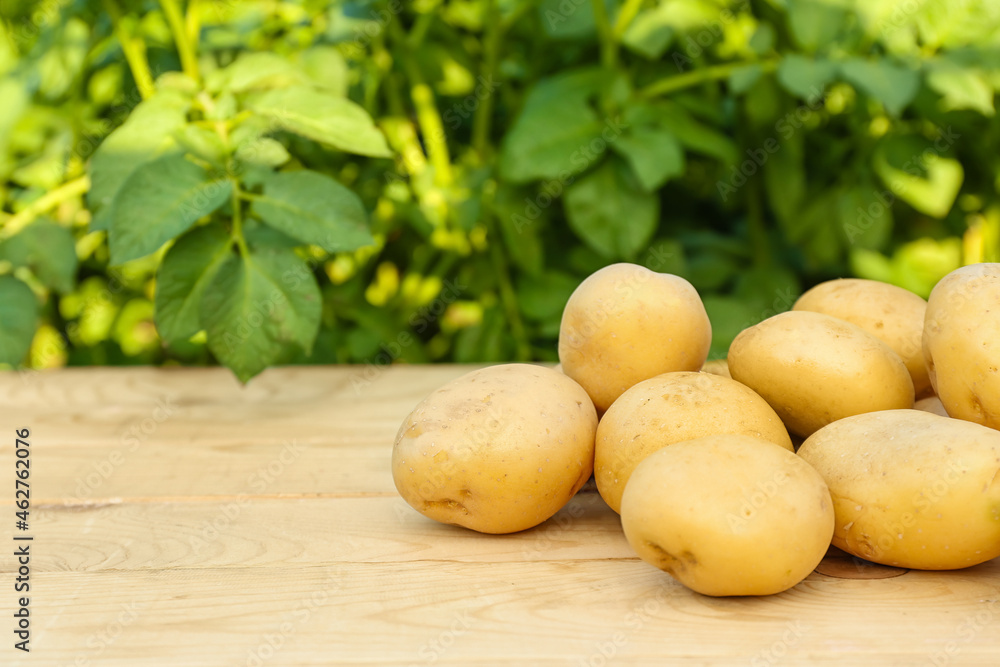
621,435,834,597
558,263,711,413
798,410,1000,570
793,278,930,397
595,371,792,514
728,311,914,437
923,263,1000,429
392,364,597,534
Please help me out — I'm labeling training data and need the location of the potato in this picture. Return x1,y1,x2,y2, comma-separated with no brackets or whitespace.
798,409,1000,569
392,364,597,534
793,278,930,397
621,434,834,596
558,263,711,413
923,263,1000,429
595,372,792,513
700,359,732,379
728,311,914,437
914,396,948,417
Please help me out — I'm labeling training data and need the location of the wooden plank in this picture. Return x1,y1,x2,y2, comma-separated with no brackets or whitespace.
0,366,479,500
8,491,629,573
10,560,1000,667
1,365,999,666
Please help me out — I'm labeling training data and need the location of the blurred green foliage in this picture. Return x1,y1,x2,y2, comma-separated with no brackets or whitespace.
1,0,999,378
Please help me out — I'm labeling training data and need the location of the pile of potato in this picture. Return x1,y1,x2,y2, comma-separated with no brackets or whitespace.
392,262,1000,597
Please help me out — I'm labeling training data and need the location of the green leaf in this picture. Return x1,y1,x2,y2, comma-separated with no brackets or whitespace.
251,170,373,252
788,0,846,53
797,189,845,266
87,91,190,230
0,276,38,366
873,135,964,218
839,59,920,116
564,159,659,260
926,63,995,116
235,137,291,168
200,247,322,383
612,127,685,191
297,46,349,96
703,296,759,360
173,124,228,164
216,52,309,93
493,184,544,276
538,0,612,40
777,55,837,100
0,221,78,293
839,186,893,250
109,154,233,265
516,271,579,321
499,68,613,183
154,223,234,345
622,8,676,59
250,87,392,158
729,65,763,95
763,130,805,231
628,102,738,164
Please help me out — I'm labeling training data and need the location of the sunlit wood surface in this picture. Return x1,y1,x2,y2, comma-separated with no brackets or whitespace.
0,365,997,665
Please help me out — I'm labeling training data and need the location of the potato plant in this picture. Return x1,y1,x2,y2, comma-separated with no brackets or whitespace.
1,0,999,380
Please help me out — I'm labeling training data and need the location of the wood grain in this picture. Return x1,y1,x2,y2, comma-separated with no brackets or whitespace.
0,366,998,666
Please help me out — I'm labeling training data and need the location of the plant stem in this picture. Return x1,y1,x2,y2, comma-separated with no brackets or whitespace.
103,0,156,100
231,183,249,257
486,211,532,361
471,0,500,161
160,0,200,83
186,0,201,48
591,0,617,69
639,58,779,99
388,21,453,187
747,181,769,267
0,176,91,240
613,0,645,39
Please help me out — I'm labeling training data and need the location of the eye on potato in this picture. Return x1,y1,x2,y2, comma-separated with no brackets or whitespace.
595,371,792,514
558,263,711,413
728,311,914,437
923,263,1000,429
798,409,1000,570
621,434,834,597
392,364,597,534
793,278,930,397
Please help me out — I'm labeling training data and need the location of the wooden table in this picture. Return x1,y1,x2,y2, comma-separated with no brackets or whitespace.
1,365,997,666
